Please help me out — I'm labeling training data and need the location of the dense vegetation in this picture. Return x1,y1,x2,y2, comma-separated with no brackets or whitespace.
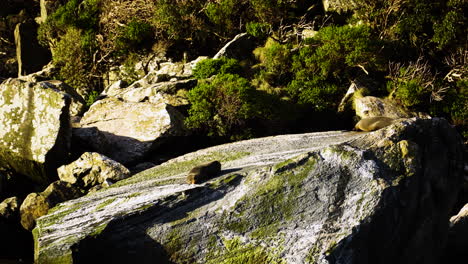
37,0,467,139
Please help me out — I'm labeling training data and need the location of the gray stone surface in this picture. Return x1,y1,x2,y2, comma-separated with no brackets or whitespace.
20,181,82,231
58,152,131,190
0,78,71,184
80,97,187,164
33,118,464,264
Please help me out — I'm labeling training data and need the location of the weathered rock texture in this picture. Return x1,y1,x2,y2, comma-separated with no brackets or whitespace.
0,197,20,219
20,181,82,231
354,96,414,119
33,118,464,264
322,0,358,12
58,152,131,191
109,79,196,107
0,78,72,184
80,97,187,164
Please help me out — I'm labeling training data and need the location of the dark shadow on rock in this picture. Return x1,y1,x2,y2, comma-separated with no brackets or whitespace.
0,217,33,262
71,125,232,169
71,175,243,263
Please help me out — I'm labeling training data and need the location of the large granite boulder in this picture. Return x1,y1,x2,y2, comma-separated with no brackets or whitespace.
80,97,187,165
38,80,86,116
20,181,82,231
0,78,72,184
33,118,464,264
58,152,131,191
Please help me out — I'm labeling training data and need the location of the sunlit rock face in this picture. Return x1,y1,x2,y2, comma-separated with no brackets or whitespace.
34,118,464,264
80,97,187,165
0,78,71,185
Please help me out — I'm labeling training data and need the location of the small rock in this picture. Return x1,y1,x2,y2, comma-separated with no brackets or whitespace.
20,181,82,231
0,197,21,219
58,152,131,190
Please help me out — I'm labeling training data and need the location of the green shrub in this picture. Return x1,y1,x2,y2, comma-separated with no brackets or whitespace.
388,79,430,108
193,58,242,79
386,58,435,109
53,28,96,96
205,0,243,34
116,20,153,53
246,22,270,39
85,90,100,107
286,25,382,107
152,0,206,42
432,0,468,49
186,74,262,138
253,38,292,85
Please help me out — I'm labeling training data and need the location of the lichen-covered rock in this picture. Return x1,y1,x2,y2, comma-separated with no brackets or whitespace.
322,0,358,12
20,181,82,231
80,97,187,164
58,152,131,190
354,96,418,119
0,78,72,184
0,196,20,219
117,79,196,106
37,80,86,116
33,118,464,264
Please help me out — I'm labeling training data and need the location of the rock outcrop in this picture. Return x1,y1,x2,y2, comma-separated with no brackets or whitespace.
33,118,464,264
0,78,72,184
20,181,82,231
354,96,417,119
109,79,196,107
80,97,187,165
58,152,131,192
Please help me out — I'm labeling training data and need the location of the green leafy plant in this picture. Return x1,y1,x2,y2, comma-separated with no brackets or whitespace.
287,25,383,108
186,74,262,139
246,22,270,39
193,58,242,79
85,90,100,107
387,58,435,109
53,27,96,96
116,20,153,53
